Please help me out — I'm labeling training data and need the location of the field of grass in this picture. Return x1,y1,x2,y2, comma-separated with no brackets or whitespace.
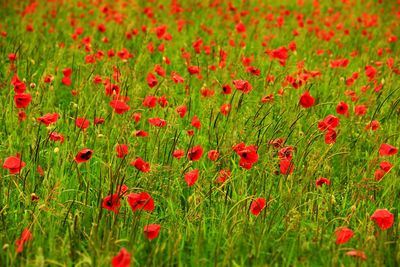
0,0,399,266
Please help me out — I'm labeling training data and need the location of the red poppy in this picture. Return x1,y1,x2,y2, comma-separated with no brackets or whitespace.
191,116,201,129
62,76,71,86
250,198,266,216
220,104,231,116
75,148,93,163
176,105,187,118
94,117,105,125
143,224,161,240
133,112,141,123
316,177,331,187
207,150,219,161
346,250,366,260
15,228,33,253
365,120,380,131
325,129,337,144
233,80,252,94
75,117,90,129
184,169,199,186
335,227,353,244
374,169,385,181
37,113,60,126
148,118,167,127
370,209,394,230
365,65,377,80
18,111,27,122
336,101,349,116
222,84,232,95
215,169,231,183
116,144,128,158
147,73,158,88
127,192,154,212
187,145,203,161
278,146,293,161
379,143,398,156
318,115,340,131
236,144,259,168
102,194,121,213
14,93,32,108
299,91,315,108
187,65,200,75
130,157,150,172
154,64,166,77
158,96,168,108
173,149,185,159
171,72,184,83
143,96,158,108
134,130,149,137
110,100,130,114
280,159,294,175
379,161,393,173
112,248,131,267
3,155,26,174
49,132,65,143
354,105,367,116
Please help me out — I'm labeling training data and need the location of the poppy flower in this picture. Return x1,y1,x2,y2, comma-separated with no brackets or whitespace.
220,104,231,116
335,227,354,244
187,145,203,161
3,155,26,174
62,76,71,86
102,194,121,213
365,120,380,131
215,169,231,183
134,130,148,137
143,96,158,108
318,115,340,131
116,144,128,158
370,209,394,230
110,100,130,114
173,149,185,159
13,81,27,93
75,148,93,163
299,91,315,108
49,132,65,143
222,84,232,95
233,80,252,94
374,169,385,181
176,105,187,118
184,169,199,186
379,161,393,173
127,192,154,212
191,116,201,129
325,129,337,144
336,101,349,116
346,250,366,260
132,112,141,123
15,228,33,253
236,145,259,166
278,146,293,161
148,118,167,127
158,96,168,108
365,65,377,80
171,72,184,83
154,64,166,77
94,117,105,125
14,93,32,108
75,117,90,129
250,198,266,216
207,150,219,161
37,113,60,126
130,157,150,172
18,111,27,122
354,105,367,116
112,248,131,267
316,177,331,187
143,224,161,240
280,159,294,175
379,143,398,156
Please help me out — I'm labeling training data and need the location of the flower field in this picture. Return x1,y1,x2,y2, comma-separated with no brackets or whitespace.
0,0,399,266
